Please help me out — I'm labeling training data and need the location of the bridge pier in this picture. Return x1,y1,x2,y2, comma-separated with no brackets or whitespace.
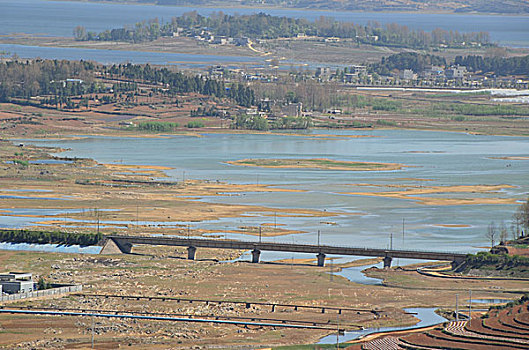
383,256,393,269
251,249,261,263
100,238,132,254
317,253,326,267
187,246,197,260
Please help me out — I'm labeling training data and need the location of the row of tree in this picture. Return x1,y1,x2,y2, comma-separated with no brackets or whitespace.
454,55,529,76
231,114,312,130
0,59,98,101
0,229,102,246
106,63,255,107
486,197,529,247
369,52,529,77
74,12,492,49
0,60,255,108
370,52,446,76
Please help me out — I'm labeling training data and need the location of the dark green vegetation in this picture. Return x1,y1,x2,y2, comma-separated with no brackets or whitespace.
136,121,179,132
0,229,103,246
0,60,255,108
108,63,255,107
458,252,529,278
455,55,529,76
186,120,205,128
371,52,529,77
74,12,492,49
413,103,529,118
371,52,446,76
37,276,53,290
232,114,270,131
456,198,529,278
231,114,312,130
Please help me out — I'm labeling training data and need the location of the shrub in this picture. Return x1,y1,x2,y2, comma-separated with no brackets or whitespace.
186,121,205,128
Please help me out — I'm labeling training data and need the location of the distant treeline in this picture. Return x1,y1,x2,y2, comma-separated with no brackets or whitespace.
370,52,447,75
108,63,255,107
0,59,98,101
232,114,312,131
370,52,529,77
0,229,102,246
454,55,529,76
0,60,255,108
73,12,492,49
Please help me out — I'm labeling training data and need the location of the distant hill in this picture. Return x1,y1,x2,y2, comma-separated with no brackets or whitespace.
150,0,529,14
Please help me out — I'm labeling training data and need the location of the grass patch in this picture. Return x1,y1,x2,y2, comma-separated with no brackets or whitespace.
227,158,404,171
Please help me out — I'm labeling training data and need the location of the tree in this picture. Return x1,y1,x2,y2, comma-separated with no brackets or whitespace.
499,221,508,244
37,276,50,290
486,221,497,248
514,197,529,237
73,25,87,41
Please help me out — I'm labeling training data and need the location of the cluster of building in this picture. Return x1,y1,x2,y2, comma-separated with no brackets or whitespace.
0,272,35,294
398,65,468,81
315,64,528,88
190,30,251,46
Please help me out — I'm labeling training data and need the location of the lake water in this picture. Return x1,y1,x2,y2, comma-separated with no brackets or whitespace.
0,242,101,254
1,0,528,47
14,129,529,254
319,307,447,343
0,43,265,68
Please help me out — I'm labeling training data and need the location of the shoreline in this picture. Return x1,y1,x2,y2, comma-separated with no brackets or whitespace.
46,0,529,17
226,158,405,171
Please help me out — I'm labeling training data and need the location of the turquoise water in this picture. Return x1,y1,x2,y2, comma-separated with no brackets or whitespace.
14,129,529,253
1,0,528,47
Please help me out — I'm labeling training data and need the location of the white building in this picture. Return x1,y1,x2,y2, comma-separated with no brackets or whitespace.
0,272,34,294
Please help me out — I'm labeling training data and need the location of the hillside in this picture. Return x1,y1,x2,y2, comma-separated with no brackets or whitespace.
103,0,529,14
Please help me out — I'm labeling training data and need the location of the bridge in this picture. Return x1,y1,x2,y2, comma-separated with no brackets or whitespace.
101,235,468,268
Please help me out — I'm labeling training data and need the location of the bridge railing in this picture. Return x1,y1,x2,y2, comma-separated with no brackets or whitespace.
106,235,468,257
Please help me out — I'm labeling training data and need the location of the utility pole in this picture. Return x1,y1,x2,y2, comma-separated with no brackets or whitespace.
136,203,139,229
330,258,333,282
336,312,340,349
402,218,405,245
96,209,100,236
469,290,472,323
259,225,262,243
318,230,321,247
390,232,393,250
455,294,459,322
91,315,95,349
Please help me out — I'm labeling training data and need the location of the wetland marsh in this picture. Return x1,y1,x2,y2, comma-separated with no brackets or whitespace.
5,129,528,254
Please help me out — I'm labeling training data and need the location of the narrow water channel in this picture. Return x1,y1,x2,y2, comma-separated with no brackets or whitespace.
318,307,447,344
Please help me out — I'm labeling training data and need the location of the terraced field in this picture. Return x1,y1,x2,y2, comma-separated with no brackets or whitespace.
355,300,529,349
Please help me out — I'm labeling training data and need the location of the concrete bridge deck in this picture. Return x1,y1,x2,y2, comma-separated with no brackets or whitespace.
102,235,468,268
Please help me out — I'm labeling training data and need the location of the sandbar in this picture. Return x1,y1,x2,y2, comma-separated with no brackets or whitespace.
489,156,529,160
227,158,405,171
342,184,518,205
